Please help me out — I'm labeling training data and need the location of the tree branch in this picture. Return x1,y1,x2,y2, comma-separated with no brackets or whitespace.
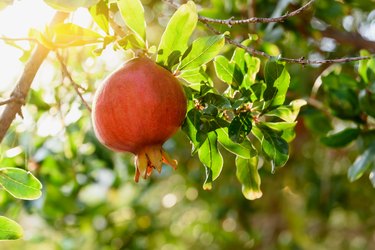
165,0,373,65
0,12,69,143
163,0,315,27
55,51,92,112
203,22,373,65
0,96,25,106
198,0,315,27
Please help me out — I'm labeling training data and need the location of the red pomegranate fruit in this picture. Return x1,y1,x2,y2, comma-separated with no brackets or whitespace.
92,57,187,182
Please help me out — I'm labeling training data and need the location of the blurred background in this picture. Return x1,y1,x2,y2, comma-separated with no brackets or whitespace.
0,0,375,249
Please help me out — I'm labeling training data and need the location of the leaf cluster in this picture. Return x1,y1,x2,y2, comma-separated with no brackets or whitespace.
305,51,375,185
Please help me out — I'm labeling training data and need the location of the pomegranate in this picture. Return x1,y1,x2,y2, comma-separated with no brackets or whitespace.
92,57,187,182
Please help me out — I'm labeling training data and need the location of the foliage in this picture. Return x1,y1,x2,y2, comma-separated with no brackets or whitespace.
305,53,375,184
0,0,375,248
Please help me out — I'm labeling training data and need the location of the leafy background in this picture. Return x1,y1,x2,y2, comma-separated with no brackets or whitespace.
0,0,375,249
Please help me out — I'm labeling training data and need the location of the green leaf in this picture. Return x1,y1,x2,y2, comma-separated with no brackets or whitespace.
253,125,289,169
200,93,231,109
248,82,267,102
89,0,109,34
230,35,258,69
264,60,284,101
231,39,252,73
271,67,290,106
0,168,42,200
261,122,297,143
260,122,296,131
182,108,205,154
29,89,50,111
117,0,146,43
265,99,307,122
214,55,243,88
359,50,375,84
217,128,257,159
0,216,23,240
302,107,333,135
31,23,103,49
178,67,209,91
235,156,262,200
157,1,197,68
179,35,225,71
359,50,370,83
326,88,360,120
348,143,375,182
44,0,99,11
322,73,361,120
359,89,375,118
321,128,361,148
201,104,218,118
52,23,103,47
244,53,260,84
198,132,223,190
200,119,230,135
117,33,144,50
322,72,359,90
228,112,253,143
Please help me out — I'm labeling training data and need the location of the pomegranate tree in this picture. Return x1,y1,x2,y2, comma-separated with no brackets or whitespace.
92,57,187,182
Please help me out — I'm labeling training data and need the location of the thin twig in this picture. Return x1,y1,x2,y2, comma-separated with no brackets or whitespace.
204,22,373,64
165,0,373,65
203,22,271,58
199,0,315,27
0,12,69,143
280,55,373,64
0,96,25,106
163,0,315,27
55,51,92,112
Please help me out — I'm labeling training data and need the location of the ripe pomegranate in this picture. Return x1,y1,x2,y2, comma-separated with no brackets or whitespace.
92,57,187,182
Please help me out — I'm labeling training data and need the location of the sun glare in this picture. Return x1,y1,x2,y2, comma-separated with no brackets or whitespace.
0,0,55,92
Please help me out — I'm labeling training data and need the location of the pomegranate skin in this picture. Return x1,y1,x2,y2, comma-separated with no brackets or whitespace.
92,57,187,155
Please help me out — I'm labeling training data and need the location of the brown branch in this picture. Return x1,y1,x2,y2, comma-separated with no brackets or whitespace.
198,0,315,27
279,55,373,64
204,22,373,65
163,0,315,27
165,0,373,65
0,96,25,106
0,12,69,143
55,52,92,112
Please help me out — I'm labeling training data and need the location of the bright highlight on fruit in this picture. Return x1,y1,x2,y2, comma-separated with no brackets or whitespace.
92,57,187,182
